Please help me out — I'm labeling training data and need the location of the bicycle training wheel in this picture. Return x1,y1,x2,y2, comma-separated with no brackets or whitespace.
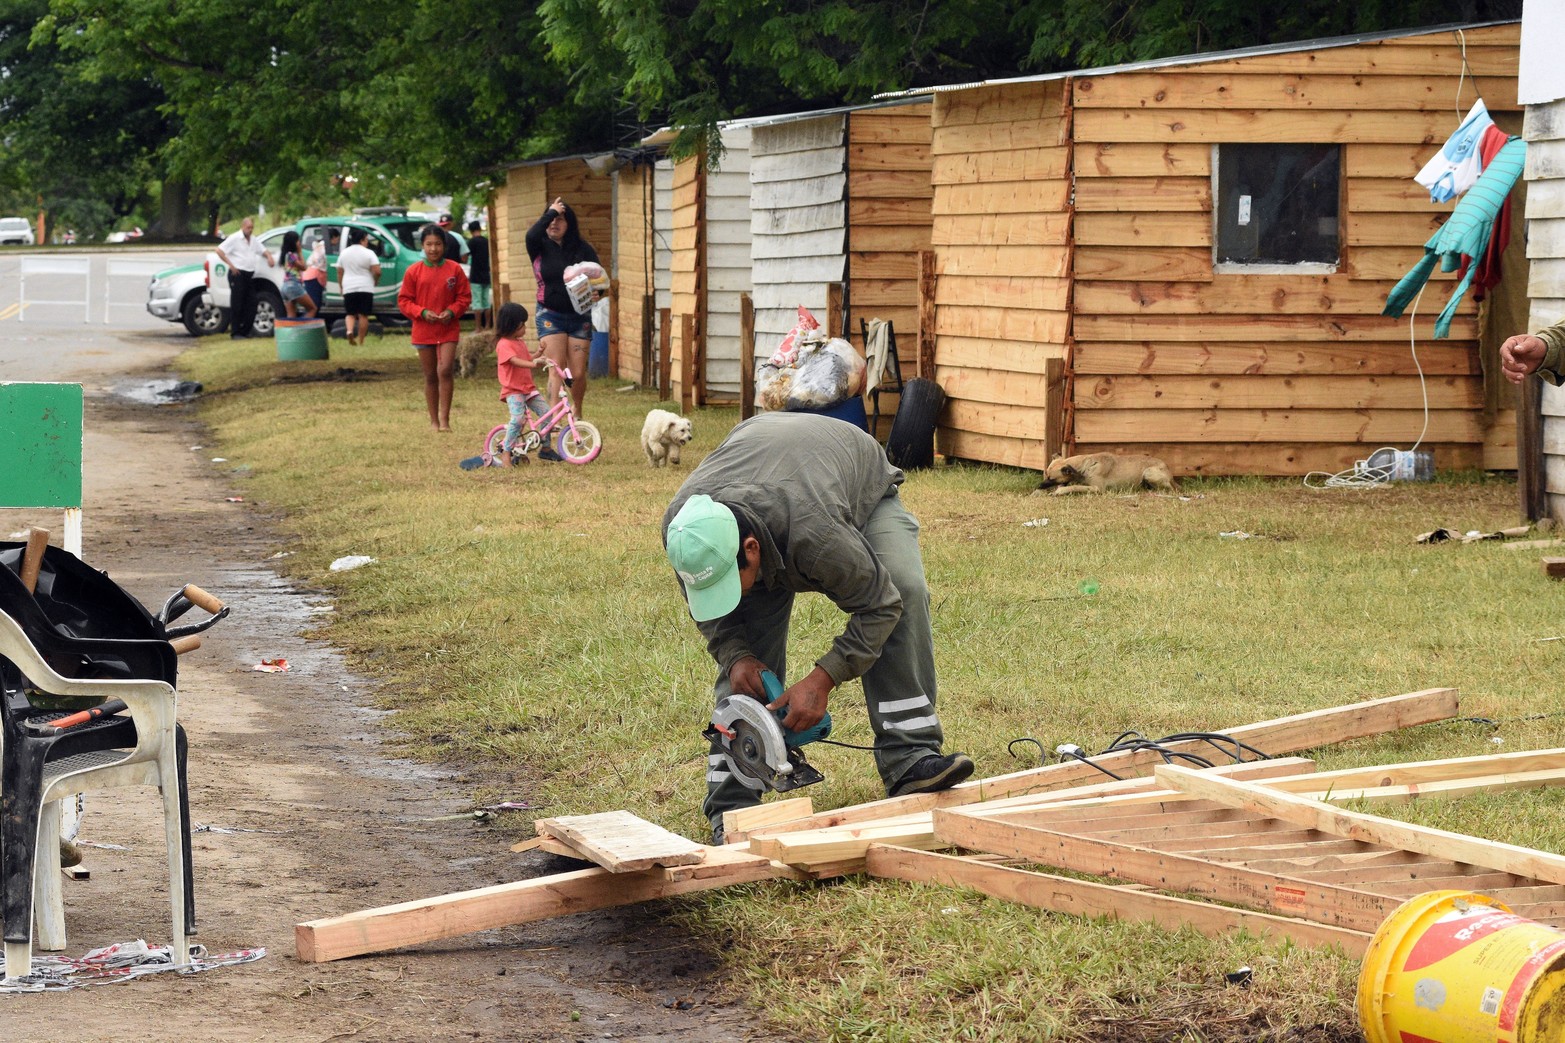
483,425,509,464
556,421,602,464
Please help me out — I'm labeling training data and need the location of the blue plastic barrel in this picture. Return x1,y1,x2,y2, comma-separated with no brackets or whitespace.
588,331,609,377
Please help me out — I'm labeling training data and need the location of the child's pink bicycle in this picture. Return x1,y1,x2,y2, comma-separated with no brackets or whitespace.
481,363,602,466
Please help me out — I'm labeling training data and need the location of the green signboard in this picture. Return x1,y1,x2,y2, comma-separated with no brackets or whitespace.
0,382,83,509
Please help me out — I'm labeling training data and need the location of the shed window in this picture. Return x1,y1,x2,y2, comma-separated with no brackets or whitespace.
1214,144,1340,268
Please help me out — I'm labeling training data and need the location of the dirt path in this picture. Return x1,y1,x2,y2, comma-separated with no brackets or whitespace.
2,328,778,1042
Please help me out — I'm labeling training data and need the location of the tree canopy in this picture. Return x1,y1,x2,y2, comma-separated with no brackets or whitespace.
0,0,1526,237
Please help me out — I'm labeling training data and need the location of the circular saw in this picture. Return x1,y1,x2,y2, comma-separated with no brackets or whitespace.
703,670,831,793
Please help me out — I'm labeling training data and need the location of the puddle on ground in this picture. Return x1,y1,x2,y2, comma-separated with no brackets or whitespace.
116,377,203,405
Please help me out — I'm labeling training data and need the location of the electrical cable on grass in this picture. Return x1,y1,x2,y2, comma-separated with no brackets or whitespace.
1303,282,1431,491
1004,729,1273,781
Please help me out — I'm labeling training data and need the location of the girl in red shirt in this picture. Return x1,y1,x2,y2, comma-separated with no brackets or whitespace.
397,225,471,432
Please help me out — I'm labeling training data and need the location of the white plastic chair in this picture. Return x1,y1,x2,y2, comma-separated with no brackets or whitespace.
0,610,187,979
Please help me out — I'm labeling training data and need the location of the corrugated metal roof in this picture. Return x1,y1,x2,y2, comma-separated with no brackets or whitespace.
874,19,1518,99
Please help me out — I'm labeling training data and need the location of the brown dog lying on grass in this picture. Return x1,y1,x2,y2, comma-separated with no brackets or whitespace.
456,330,496,378
1035,452,1175,495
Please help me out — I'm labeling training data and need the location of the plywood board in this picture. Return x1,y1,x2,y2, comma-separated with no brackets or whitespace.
534,811,707,872
1074,374,1480,411
1073,407,1481,444
1070,341,1478,376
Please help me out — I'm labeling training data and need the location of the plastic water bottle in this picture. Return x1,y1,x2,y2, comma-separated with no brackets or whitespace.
1365,448,1434,482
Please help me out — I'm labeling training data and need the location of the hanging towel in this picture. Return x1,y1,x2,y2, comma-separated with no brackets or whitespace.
1456,125,1517,303
1383,137,1527,338
1414,100,1493,203
863,318,892,392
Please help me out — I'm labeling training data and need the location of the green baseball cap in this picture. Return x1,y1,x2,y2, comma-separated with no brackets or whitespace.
666,495,740,622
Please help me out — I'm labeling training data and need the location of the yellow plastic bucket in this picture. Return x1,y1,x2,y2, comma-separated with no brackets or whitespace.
1357,890,1565,1043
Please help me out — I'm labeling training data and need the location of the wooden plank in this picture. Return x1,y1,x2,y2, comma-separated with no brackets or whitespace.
934,83,1067,129
1074,374,1480,411
931,121,1069,156
849,224,935,254
933,809,1400,932
848,143,935,171
1074,247,1213,283
1075,212,1209,247
1073,408,1481,444
1074,108,1498,145
534,811,706,872
850,198,933,226
1073,313,1478,342
1071,341,1478,376
296,846,784,963
1072,73,1518,112
849,169,931,200
932,181,1069,215
930,147,1069,185
1072,178,1211,213
934,274,1070,310
744,689,1460,841
1075,143,1210,178
1073,277,1416,317
862,845,1371,955
1157,765,1565,887
1070,441,1482,477
722,796,813,841
937,245,1071,279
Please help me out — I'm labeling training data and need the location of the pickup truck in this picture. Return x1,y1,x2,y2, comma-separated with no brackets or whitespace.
204,210,461,334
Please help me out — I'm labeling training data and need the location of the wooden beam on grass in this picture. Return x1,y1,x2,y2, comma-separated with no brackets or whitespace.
1156,764,1565,887
722,797,812,841
862,845,1371,956
533,811,705,872
744,688,1459,841
296,844,783,963
931,807,1401,933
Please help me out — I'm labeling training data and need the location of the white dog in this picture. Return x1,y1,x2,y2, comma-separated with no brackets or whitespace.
641,409,694,468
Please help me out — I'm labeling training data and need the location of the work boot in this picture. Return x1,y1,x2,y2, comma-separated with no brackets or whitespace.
710,824,725,846
888,752,975,797
59,838,83,868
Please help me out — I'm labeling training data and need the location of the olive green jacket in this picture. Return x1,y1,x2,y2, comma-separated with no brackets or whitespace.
1537,322,1565,385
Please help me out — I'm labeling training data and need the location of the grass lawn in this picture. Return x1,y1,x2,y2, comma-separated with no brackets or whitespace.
182,331,1565,1042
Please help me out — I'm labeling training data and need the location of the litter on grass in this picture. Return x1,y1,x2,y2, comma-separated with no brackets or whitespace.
253,658,289,673
1022,518,1050,528
1219,530,1254,540
329,555,375,571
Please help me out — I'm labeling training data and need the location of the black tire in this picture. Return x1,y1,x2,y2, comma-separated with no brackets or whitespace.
251,289,281,337
180,291,229,337
884,378,945,470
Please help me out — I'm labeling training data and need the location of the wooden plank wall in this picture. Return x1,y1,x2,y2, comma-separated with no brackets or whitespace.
847,103,934,434
498,165,547,309
669,154,704,408
1070,23,1522,476
750,115,846,373
1525,98,1565,519
548,159,614,281
706,126,755,399
614,163,656,385
929,82,1073,470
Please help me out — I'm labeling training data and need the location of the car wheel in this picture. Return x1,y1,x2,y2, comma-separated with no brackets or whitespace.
252,290,280,337
180,292,229,337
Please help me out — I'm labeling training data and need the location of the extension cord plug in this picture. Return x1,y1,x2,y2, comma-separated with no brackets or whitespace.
1055,743,1085,760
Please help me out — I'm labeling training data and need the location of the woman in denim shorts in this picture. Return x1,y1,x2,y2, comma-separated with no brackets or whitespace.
526,197,601,418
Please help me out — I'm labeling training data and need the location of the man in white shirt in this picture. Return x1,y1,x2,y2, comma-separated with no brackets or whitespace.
215,217,275,339
335,227,383,347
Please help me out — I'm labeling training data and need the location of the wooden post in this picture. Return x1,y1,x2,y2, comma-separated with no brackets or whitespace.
485,197,500,316
640,294,654,389
681,313,695,415
917,250,936,378
1044,358,1065,463
740,292,756,420
658,307,672,400
826,282,843,340
1519,377,1545,522
608,278,620,379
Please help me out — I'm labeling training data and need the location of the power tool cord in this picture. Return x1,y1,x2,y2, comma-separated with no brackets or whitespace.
1007,729,1275,781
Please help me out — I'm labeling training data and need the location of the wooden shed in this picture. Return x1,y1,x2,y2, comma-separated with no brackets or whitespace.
888,21,1525,475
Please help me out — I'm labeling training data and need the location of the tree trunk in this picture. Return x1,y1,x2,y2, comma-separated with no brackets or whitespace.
147,178,194,240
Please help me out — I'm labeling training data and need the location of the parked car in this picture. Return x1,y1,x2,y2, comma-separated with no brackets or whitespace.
203,209,458,333
0,217,36,245
146,262,229,336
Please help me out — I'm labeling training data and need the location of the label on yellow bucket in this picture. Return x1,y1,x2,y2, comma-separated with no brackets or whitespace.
1360,893,1565,1043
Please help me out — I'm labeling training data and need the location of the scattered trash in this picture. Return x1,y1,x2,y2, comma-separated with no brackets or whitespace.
0,939,265,991
77,841,130,851
329,555,376,571
225,497,244,503
1022,518,1050,528
210,457,227,463
193,823,291,835
1225,966,1253,987
268,551,293,559
1219,530,1254,540
190,446,203,451
941,907,959,915
1416,525,1532,544
253,658,289,673
1492,736,1506,746
1077,580,1100,596
483,801,530,812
